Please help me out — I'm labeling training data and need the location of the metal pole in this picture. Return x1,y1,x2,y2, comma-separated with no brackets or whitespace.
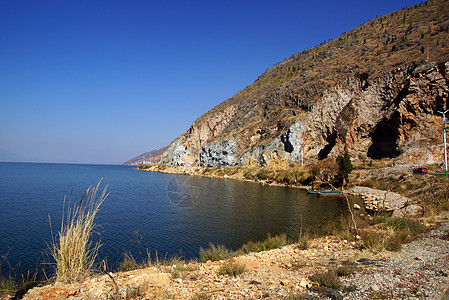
438,110,449,178
444,121,448,178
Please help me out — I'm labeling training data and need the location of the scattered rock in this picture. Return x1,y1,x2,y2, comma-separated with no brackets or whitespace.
371,284,380,291
311,286,343,300
23,222,449,300
394,204,423,218
280,279,291,286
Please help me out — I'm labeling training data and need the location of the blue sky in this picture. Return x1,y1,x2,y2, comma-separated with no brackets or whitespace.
0,0,422,164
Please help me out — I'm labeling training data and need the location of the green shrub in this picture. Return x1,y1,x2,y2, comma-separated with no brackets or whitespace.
336,150,353,185
192,292,212,300
0,271,38,299
276,171,299,185
310,269,342,290
361,217,425,253
240,234,287,254
164,257,191,279
0,276,15,297
385,218,424,234
336,264,355,276
256,169,271,181
309,166,321,180
199,244,234,262
322,214,353,238
120,253,140,271
360,231,386,253
297,235,310,250
218,260,246,277
297,171,311,185
125,284,148,299
385,236,402,252
243,171,257,180
137,164,150,170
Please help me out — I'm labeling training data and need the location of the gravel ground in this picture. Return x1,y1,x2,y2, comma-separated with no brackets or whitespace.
22,217,449,300
343,219,449,300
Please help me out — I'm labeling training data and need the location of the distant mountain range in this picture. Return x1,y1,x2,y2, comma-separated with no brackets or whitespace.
123,146,168,165
0,149,43,163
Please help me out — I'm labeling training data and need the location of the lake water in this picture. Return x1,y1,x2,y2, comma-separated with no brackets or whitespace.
0,162,348,278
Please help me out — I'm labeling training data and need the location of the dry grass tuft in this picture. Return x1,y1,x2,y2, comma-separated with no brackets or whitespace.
199,244,235,262
49,180,109,283
218,260,246,277
239,234,287,254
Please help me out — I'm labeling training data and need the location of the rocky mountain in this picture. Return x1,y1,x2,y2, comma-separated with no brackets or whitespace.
123,146,168,165
159,0,449,168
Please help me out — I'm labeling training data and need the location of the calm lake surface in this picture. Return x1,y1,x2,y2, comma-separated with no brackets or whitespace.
0,162,348,277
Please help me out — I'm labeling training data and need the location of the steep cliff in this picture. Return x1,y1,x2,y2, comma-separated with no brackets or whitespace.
159,0,449,167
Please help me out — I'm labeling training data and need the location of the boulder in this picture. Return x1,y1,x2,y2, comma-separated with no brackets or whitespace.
393,204,423,218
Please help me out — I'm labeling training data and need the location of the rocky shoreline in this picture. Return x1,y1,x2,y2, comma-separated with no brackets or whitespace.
23,215,449,299
343,218,449,299
142,164,426,219
20,166,447,299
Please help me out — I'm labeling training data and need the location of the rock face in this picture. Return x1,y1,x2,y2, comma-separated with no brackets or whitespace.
159,1,449,168
305,62,449,164
236,121,305,167
160,62,449,167
199,139,237,167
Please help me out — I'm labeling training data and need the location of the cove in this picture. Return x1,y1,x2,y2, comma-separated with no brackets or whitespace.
0,162,348,277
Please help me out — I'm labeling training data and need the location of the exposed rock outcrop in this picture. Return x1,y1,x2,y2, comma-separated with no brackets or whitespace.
236,121,305,167
161,62,449,168
199,139,237,167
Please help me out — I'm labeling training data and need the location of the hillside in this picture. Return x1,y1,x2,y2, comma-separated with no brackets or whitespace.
123,146,168,165
159,0,449,167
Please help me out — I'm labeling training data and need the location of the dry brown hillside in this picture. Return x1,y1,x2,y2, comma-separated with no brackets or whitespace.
160,0,449,167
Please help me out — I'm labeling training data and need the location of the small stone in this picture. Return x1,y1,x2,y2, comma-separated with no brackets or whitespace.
280,279,291,286
344,285,356,292
371,284,380,291
354,203,361,210
299,279,310,288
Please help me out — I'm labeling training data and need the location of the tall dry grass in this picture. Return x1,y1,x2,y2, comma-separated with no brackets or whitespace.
49,180,108,283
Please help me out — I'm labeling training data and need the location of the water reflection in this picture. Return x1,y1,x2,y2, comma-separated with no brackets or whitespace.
163,174,348,253
0,163,350,277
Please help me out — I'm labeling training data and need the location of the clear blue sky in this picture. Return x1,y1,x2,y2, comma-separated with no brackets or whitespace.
0,0,422,164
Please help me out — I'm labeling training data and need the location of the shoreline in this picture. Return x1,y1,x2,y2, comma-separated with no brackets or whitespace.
137,164,427,217
12,164,449,299
23,216,449,299
139,164,314,190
